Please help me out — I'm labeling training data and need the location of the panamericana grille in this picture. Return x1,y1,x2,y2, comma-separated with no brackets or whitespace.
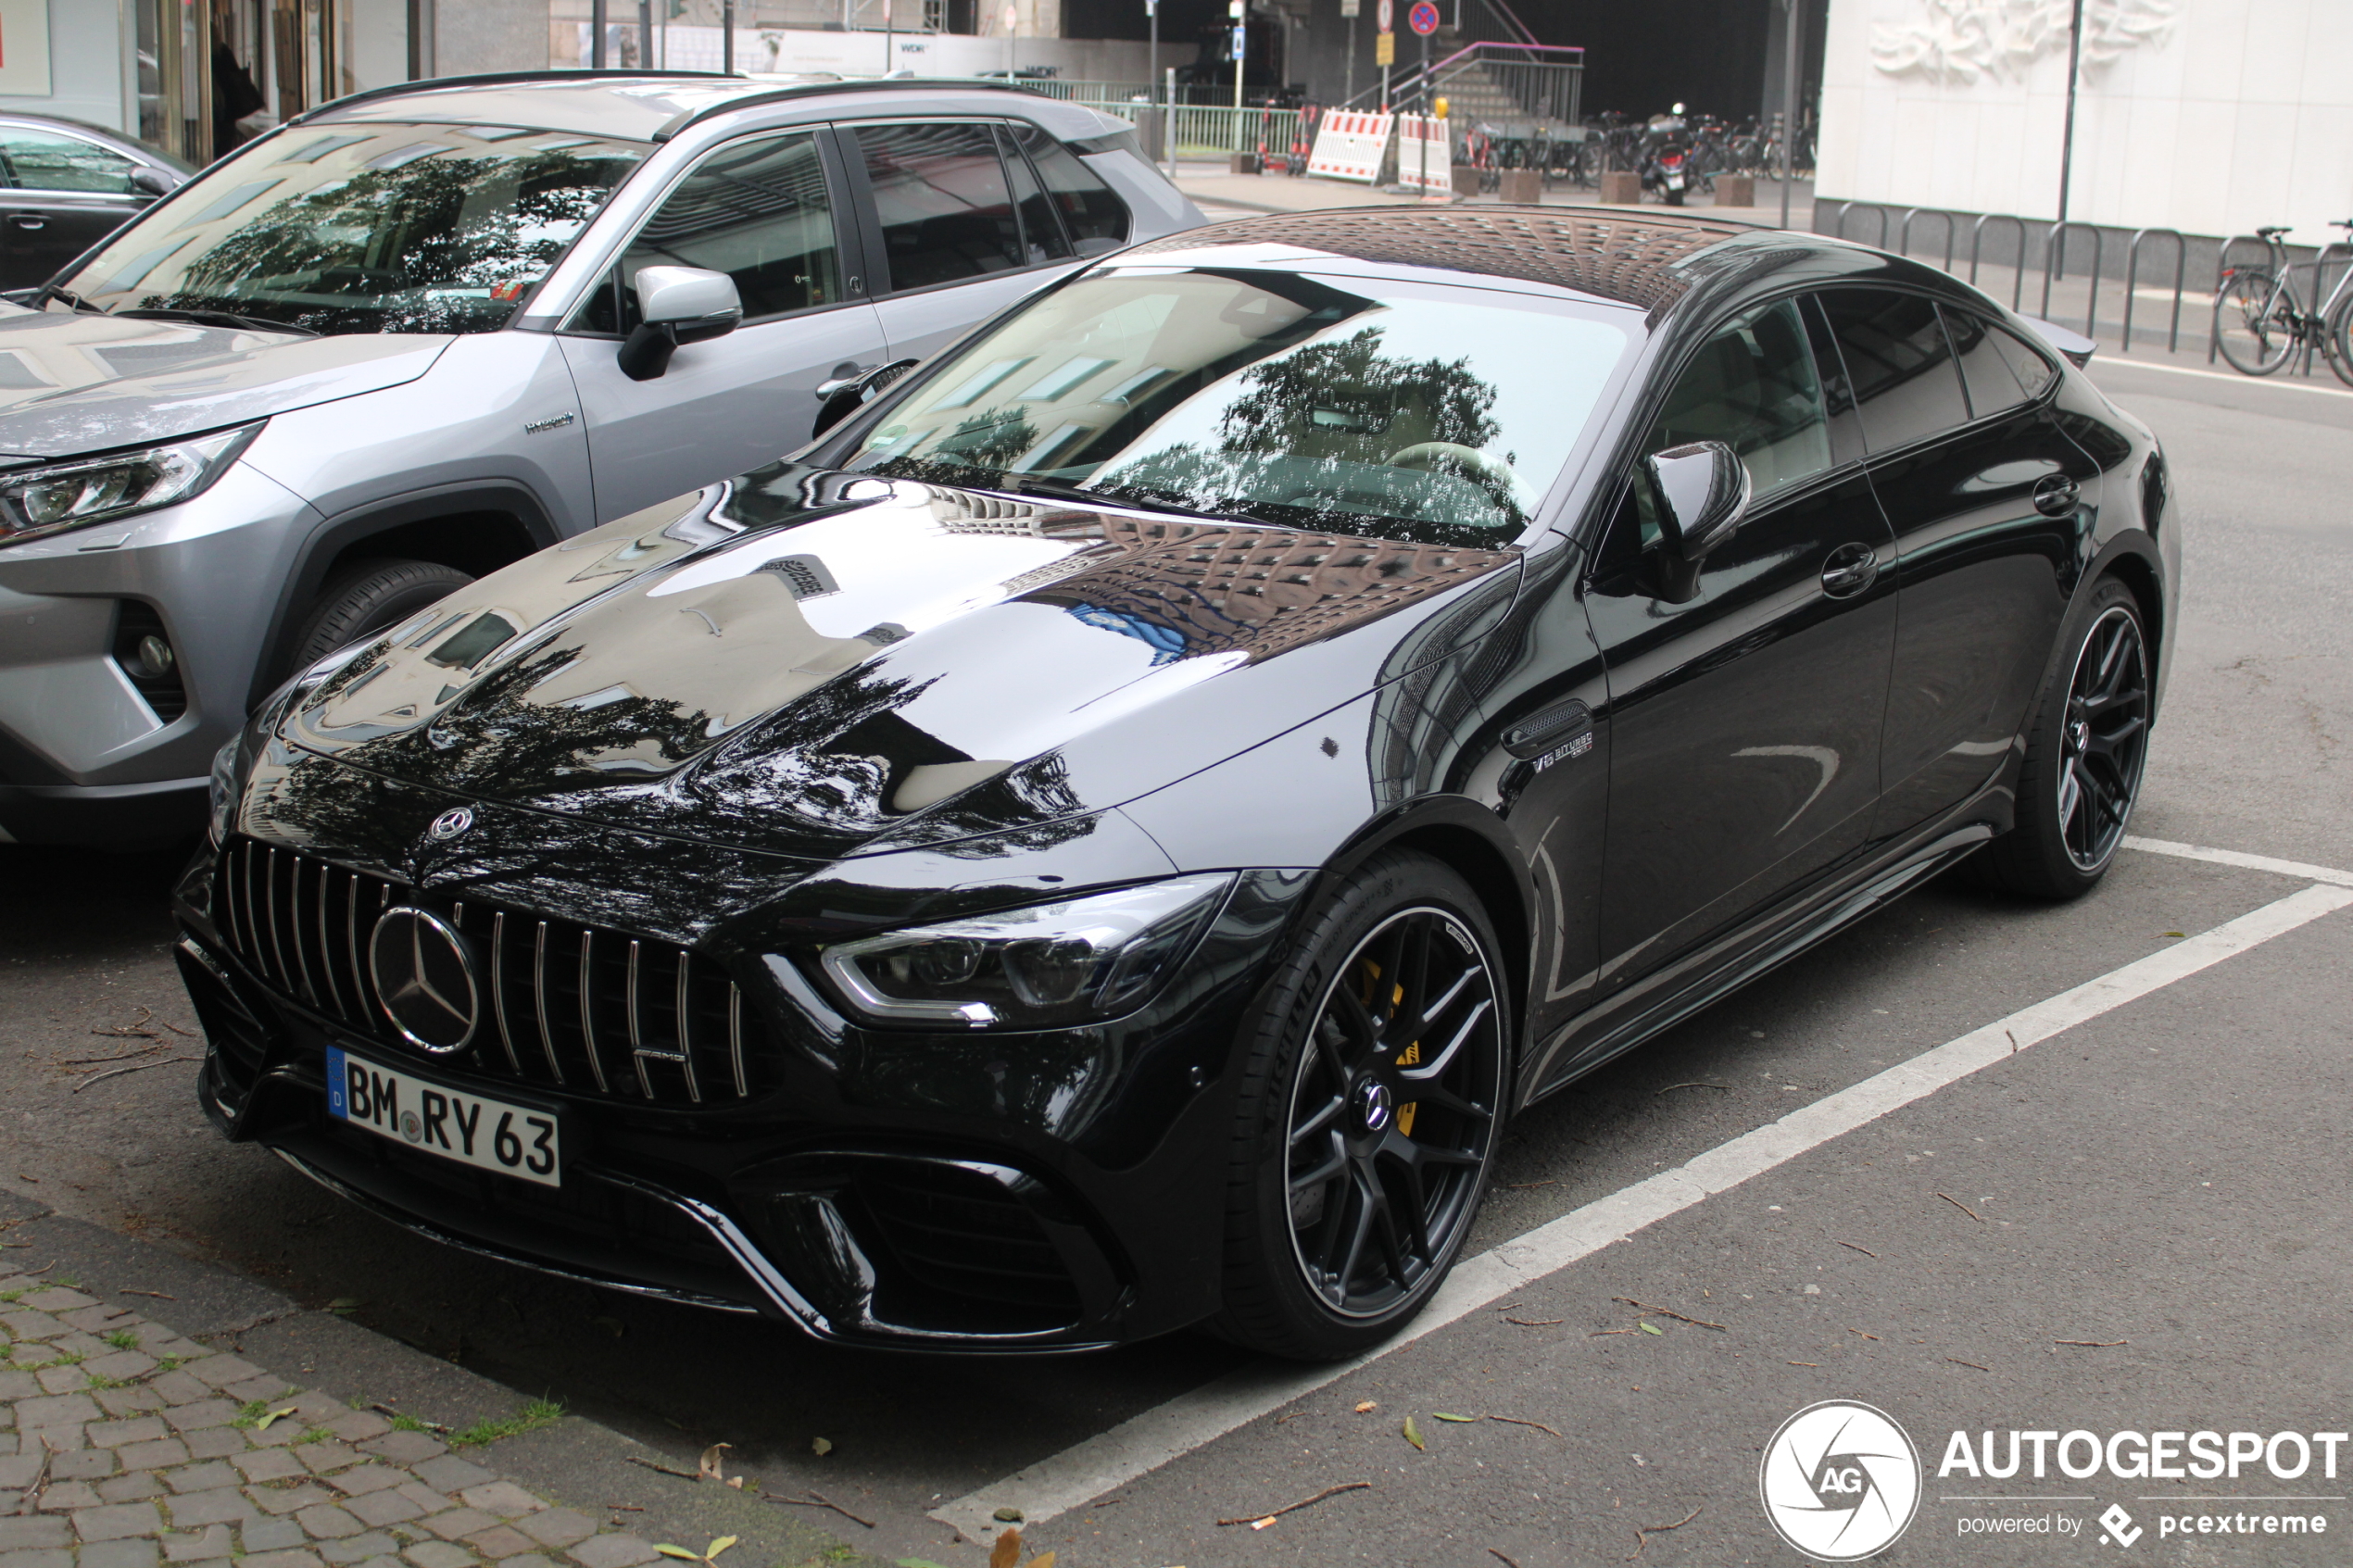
216,837,771,1105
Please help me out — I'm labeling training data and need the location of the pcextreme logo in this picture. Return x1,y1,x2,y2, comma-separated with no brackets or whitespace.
1760,1400,1924,1562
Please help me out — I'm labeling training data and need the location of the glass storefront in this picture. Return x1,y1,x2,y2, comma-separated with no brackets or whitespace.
132,0,418,167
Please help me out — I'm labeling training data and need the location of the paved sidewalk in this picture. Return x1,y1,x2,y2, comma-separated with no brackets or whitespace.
0,1261,658,1568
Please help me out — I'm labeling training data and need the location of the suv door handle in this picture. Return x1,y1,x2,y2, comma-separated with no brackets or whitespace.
1819,541,1880,598
814,362,878,399
2032,473,2081,517
8,216,43,231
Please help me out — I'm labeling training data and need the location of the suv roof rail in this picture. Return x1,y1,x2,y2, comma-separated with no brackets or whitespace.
647,75,1057,142
288,69,745,129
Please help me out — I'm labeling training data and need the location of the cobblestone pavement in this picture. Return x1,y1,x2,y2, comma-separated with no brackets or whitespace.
0,1264,662,1568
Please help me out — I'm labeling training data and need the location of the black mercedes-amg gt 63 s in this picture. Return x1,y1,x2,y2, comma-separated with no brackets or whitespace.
177,207,2177,1361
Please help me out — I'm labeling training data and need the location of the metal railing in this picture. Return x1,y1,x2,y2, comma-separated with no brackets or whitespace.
1340,41,1582,127
1819,199,2225,361
1076,95,1302,157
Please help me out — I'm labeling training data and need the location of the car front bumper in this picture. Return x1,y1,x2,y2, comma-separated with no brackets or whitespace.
173,822,1314,1352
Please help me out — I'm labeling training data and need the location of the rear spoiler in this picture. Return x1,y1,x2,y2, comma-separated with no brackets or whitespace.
2018,314,2096,368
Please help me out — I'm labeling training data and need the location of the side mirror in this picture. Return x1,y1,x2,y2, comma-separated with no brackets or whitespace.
617,266,742,383
129,166,174,198
811,357,920,439
1641,440,1749,602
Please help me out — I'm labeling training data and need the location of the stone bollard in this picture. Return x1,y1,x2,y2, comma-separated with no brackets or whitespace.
1451,164,1481,198
1598,169,1642,205
1714,173,1755,207
1229,151,1261,175
1499,168,1541,204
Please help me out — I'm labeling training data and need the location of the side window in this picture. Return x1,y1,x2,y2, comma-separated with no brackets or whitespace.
998,126,1073,266
1009,123,1131,255
0,129,138,194
1990,323,2058,403
575,130,843,332
1646,298,1833,500
1816,288,1972,451
855,121,1025,291
1944,307,2032,420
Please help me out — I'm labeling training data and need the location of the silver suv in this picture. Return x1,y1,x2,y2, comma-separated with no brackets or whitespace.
0,71,1200,847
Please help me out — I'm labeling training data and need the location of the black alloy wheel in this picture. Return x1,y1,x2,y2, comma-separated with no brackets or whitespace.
1973,576,2151,898
1213,851,1507,1360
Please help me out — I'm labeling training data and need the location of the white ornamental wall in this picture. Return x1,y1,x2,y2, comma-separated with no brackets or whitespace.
1817,0,2353,244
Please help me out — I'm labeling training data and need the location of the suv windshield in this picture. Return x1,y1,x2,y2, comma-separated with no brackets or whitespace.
842,267,1630,546
59,121,646,335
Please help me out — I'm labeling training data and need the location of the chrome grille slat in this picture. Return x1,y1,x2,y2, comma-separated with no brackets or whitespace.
490,912,522,1073
221,837,761,1106
313,861,346,1020
578,931,611,1094
533,921,565,1085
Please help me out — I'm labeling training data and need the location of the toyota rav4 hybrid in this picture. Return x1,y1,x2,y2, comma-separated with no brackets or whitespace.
0,70,1199,848
181,209,2176,1360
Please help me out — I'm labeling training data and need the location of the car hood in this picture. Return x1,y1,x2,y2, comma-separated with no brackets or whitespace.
0,307,449,458
262,466,1523,863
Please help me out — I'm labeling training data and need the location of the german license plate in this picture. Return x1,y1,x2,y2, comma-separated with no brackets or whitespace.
325,1046,561,1187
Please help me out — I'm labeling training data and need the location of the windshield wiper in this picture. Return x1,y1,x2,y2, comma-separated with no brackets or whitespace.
993,475,1226,521
114,307,317,338
30,283,103,314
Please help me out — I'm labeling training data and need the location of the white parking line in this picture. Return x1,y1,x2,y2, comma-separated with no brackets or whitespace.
932,880,2353,1541
2090,356,2353,399
2123,834,2353,887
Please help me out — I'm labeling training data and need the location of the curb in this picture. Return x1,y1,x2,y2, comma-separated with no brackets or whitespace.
0,1193,895,1568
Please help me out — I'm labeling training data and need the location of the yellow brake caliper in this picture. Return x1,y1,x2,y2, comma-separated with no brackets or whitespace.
1364,960,1420,1135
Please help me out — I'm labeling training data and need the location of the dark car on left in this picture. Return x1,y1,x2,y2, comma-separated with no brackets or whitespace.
176,207,2178,1361
0,115,192,288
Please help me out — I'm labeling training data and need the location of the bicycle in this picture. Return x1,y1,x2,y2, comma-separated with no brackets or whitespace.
2212,220,2353,385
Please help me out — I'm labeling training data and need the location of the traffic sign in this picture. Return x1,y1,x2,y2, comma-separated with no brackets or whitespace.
1407,1,1440,34
1374,30,1394,63
1376,0,1392,30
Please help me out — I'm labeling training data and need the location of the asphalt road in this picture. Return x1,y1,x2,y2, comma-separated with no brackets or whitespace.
3,354,2349,1567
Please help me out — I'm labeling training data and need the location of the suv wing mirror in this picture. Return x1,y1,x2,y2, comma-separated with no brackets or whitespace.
618,266,742,382
129,166,175,198
1642,440,1750,602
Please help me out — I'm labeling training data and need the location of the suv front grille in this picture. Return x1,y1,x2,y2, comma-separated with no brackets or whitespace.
216,836,773,1105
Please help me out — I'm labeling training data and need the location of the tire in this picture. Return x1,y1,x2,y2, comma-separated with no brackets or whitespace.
2327,295,2353,390
2212,270,2296,376
1971,576,2153,899
1208,849,1509,1361
287,558,474,671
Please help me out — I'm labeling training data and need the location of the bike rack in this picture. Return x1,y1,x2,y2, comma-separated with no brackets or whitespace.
2120,229,2186,356
1969,214,2032,310
2040,221,2105,334
1897,207,1958,274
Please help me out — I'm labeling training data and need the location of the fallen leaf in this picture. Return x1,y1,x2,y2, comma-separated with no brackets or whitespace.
894,1561,950,1568
1027,1555,1056,1568
655,1550,700,1562
1639,1322,1664,1336
2161,931,2185,938
1433,1412,1478,1423
1353,1400,1378,1413
255,1406,297,1431
706,1539,736,1559
988,1528,1023,1568
698,1443,733,1481
992,1507,1025,1523
1403,1416,1425,1450
811,1436,833,1457
326,1298,361,1316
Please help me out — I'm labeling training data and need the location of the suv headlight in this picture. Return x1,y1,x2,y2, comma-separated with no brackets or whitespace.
0,424,260,547
817,873,1234,1029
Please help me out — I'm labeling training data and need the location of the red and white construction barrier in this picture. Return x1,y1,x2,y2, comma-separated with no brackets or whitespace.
1306,110,1394,182
1396,114,1453,193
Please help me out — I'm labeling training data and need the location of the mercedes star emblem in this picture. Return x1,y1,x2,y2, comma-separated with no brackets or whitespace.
367,906,480,1055
428,807,474,841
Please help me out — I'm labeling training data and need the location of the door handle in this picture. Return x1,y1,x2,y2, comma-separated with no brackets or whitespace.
8,216,44,231
1819,541,1880,598
814,363,879,399
2032,473,2081,517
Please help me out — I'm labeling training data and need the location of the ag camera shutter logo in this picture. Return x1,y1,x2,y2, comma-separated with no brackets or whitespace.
1760,1400,1922,1561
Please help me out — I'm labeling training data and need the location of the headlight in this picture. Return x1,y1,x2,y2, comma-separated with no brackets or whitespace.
0,424,260,547
207,734,240,847
817,873,1234,1029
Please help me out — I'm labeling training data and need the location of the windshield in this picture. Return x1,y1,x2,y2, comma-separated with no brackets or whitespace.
59,121,647,335
842,267,1632,546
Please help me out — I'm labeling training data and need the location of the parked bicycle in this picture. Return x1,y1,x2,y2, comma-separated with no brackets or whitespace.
2212,220,2353,385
